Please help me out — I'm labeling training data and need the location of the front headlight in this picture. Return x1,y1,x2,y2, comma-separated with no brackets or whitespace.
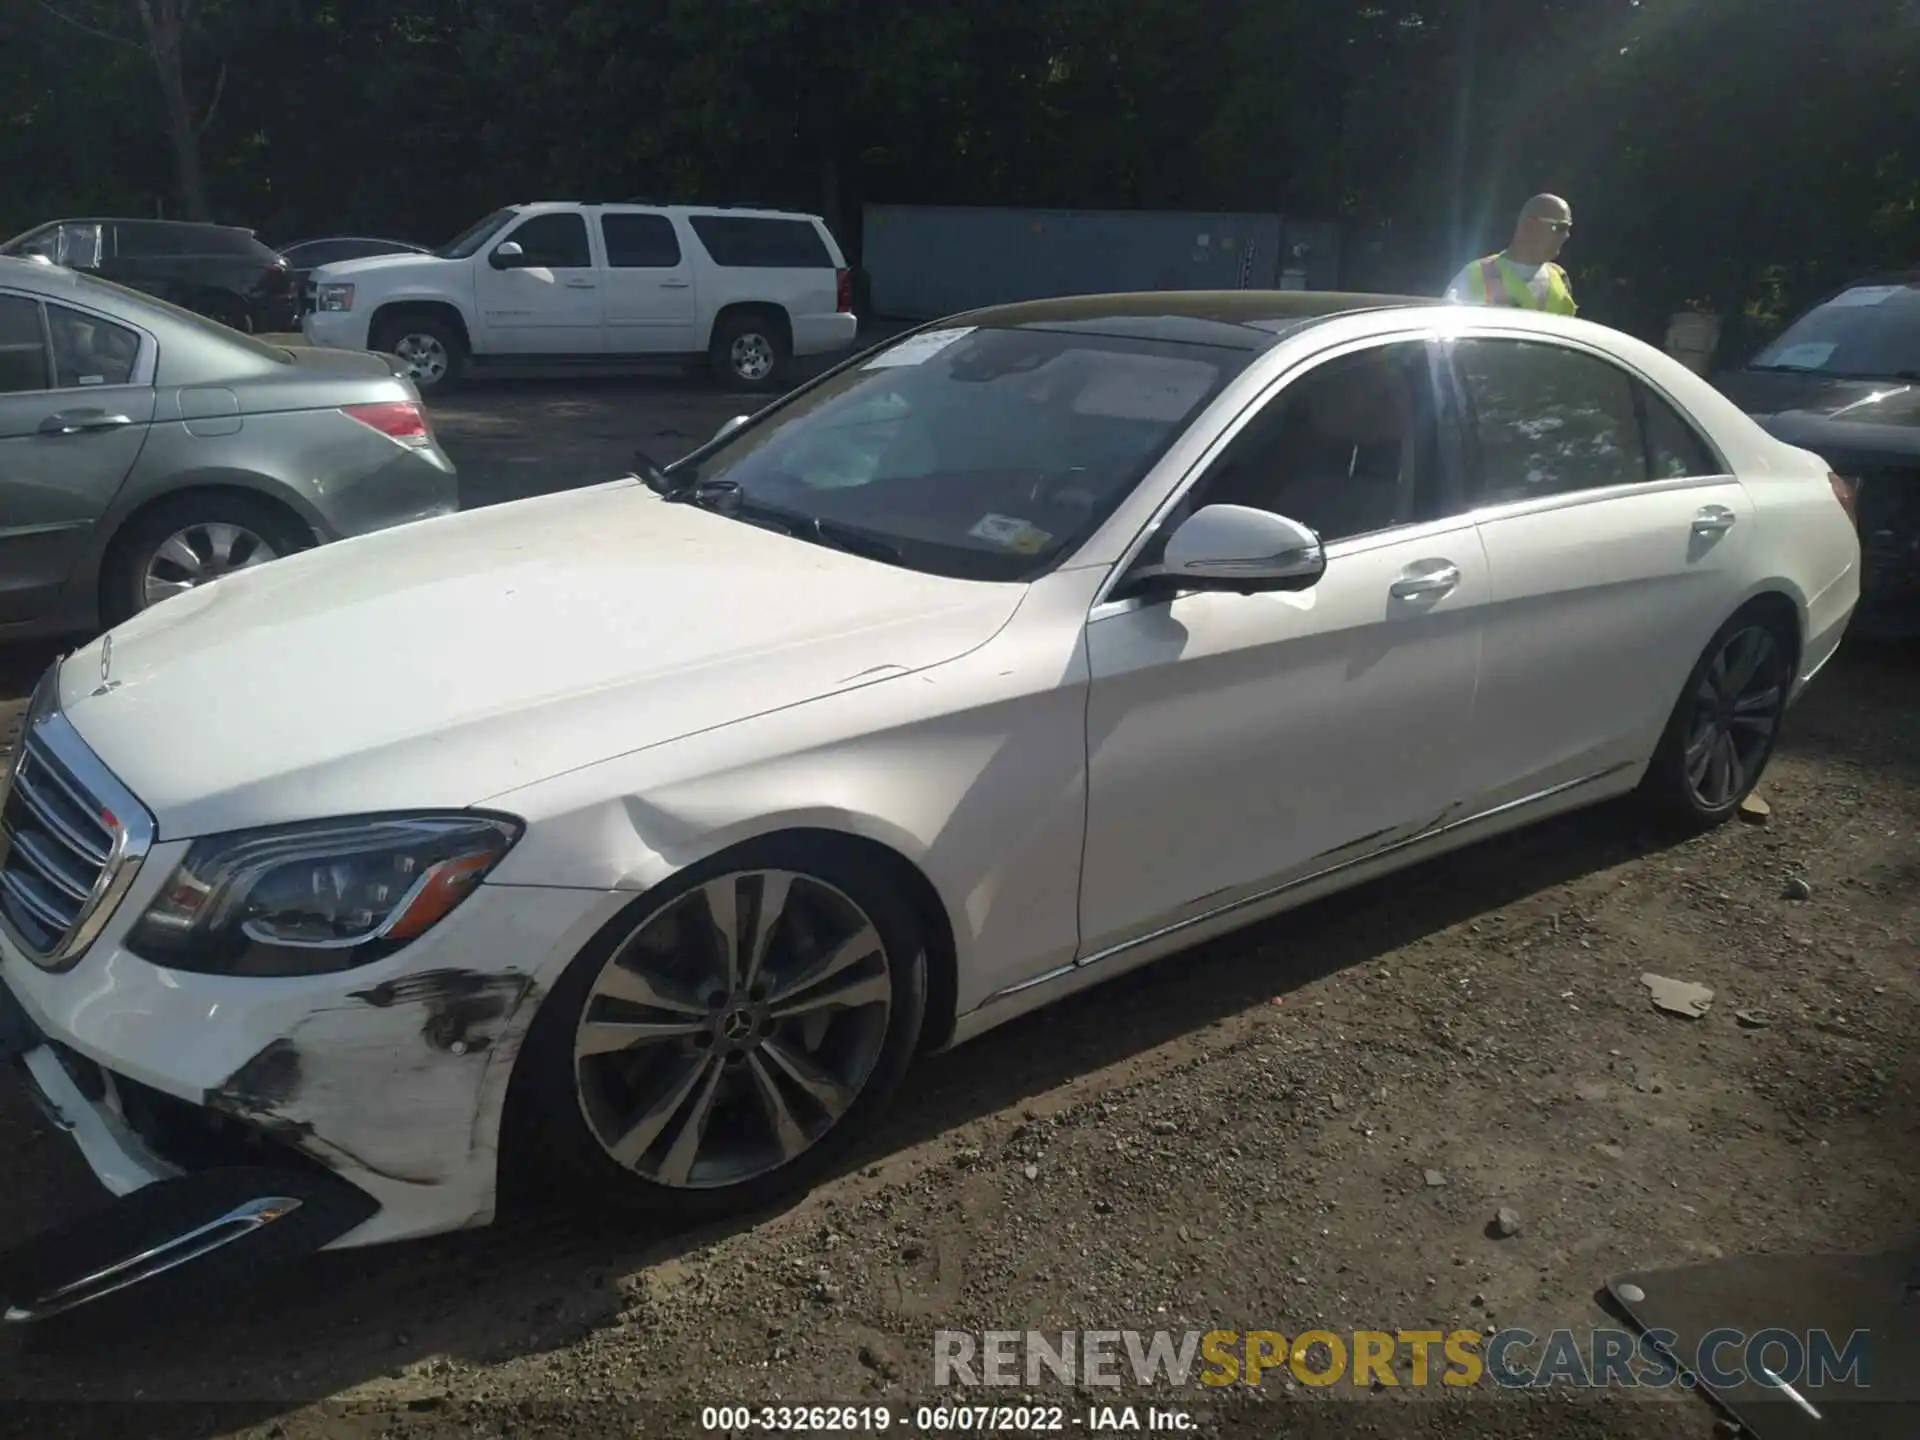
315,282,355,312
126,812,520,977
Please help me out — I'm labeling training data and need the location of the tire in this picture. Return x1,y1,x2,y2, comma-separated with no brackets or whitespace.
504,834,928,1222
1637,607,1795,831
103,491,311,626
370,312,465,395
709,311,791,392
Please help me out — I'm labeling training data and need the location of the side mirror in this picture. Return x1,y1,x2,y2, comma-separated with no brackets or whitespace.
715,414,749,443
488,240,526,270
1148,503,1326,596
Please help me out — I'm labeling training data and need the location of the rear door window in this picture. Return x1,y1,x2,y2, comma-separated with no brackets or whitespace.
114,222,189,258
601,214,683,268
688,216,833,269
1637,384,1723,479
0,294,50,393
1449,337,1649,503
47,302,141,388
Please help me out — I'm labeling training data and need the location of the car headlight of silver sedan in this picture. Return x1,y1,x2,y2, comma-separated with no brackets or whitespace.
314,282,355,312
126,813,520,976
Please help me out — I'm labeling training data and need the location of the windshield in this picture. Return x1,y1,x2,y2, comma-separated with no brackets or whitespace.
688,325,1252,582
1751,281,1920,378
436,208,518,260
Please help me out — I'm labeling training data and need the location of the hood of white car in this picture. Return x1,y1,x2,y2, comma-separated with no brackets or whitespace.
59,480,1024,838
310,252,448,284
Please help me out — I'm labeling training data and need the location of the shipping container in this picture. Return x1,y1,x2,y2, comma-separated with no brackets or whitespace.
860,204,1343,320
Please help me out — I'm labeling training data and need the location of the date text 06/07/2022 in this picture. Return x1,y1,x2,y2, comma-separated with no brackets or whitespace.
699,1404,1198,1433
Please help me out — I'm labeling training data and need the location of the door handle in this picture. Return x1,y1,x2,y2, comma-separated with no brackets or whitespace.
1389,561,1461,599
564,278,597,289
39,411,134,436
1691,505,1737,536
660,280,691,289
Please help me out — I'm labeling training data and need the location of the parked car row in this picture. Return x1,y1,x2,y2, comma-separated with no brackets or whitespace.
0,286,1864,1325
0,219,436,334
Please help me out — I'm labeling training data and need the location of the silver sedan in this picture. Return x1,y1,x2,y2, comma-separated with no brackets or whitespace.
0,255,458,638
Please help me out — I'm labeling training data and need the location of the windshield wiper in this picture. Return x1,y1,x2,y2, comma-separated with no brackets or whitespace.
803,516,903,564
655,475,902,563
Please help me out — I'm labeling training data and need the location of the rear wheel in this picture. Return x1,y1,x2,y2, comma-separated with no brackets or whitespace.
1639,609,1794,830
103,492,310,624
709,311,790,392
506,835,927,1221
371,313,464,395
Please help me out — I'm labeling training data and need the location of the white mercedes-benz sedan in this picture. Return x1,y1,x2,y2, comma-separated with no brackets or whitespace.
0,292,1860,1289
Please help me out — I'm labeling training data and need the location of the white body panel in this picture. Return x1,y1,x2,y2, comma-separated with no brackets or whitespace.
299,202,857,361
2,303,1860,1249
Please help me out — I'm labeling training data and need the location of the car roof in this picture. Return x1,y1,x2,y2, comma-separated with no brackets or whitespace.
945,290,1440,351
512,201,831,223
0,254,85,291
34,217,257,234
1837,270,1920,289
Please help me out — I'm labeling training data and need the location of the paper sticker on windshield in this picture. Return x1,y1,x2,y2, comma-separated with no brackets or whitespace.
969,513,1052,554
1769,342,1837,371
1071,353,1220,422
863,327,977,370
1829,285,1902,308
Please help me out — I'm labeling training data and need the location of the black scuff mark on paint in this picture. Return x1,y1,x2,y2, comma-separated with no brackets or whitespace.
205,1039,442,1187
212,1037,303,1108
347,968,538,1054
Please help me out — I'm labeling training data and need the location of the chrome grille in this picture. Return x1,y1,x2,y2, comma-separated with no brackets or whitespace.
0,674,154,968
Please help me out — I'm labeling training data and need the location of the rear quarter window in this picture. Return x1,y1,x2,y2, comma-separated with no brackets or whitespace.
688,216,834,269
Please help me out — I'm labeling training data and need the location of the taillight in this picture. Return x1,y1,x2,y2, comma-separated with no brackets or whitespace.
1828,471,1860,528
343,400,432,448
836,268,852,314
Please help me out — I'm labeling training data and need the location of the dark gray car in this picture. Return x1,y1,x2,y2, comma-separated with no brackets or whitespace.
0,256,458,638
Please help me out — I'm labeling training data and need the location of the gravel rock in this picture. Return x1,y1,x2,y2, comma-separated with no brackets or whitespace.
1492,1207,1523,1238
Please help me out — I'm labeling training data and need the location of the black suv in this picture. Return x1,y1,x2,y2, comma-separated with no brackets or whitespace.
0,218,298,334
1714,272,1920,638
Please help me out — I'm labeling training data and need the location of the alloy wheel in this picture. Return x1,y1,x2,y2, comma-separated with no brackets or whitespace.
1683,625,1785,809
392,332,450,386
573,869,893,1189
142,523,279,608
729,333,775,383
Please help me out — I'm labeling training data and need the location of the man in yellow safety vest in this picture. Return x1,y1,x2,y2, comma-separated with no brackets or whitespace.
1445,194,1577,315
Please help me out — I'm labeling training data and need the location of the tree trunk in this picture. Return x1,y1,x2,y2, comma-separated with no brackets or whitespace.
136,0,211,220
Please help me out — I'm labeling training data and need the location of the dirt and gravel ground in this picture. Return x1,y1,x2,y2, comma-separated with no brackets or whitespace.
0,378,1913,1438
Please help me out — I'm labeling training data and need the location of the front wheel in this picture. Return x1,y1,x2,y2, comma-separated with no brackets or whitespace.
371,314,464,395
1639,610,1794,830
505,836,927,1221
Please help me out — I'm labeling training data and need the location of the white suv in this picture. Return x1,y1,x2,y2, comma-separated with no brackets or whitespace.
301,202,857,393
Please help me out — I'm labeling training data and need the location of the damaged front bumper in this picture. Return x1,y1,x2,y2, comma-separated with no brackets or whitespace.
0,875,618,1253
